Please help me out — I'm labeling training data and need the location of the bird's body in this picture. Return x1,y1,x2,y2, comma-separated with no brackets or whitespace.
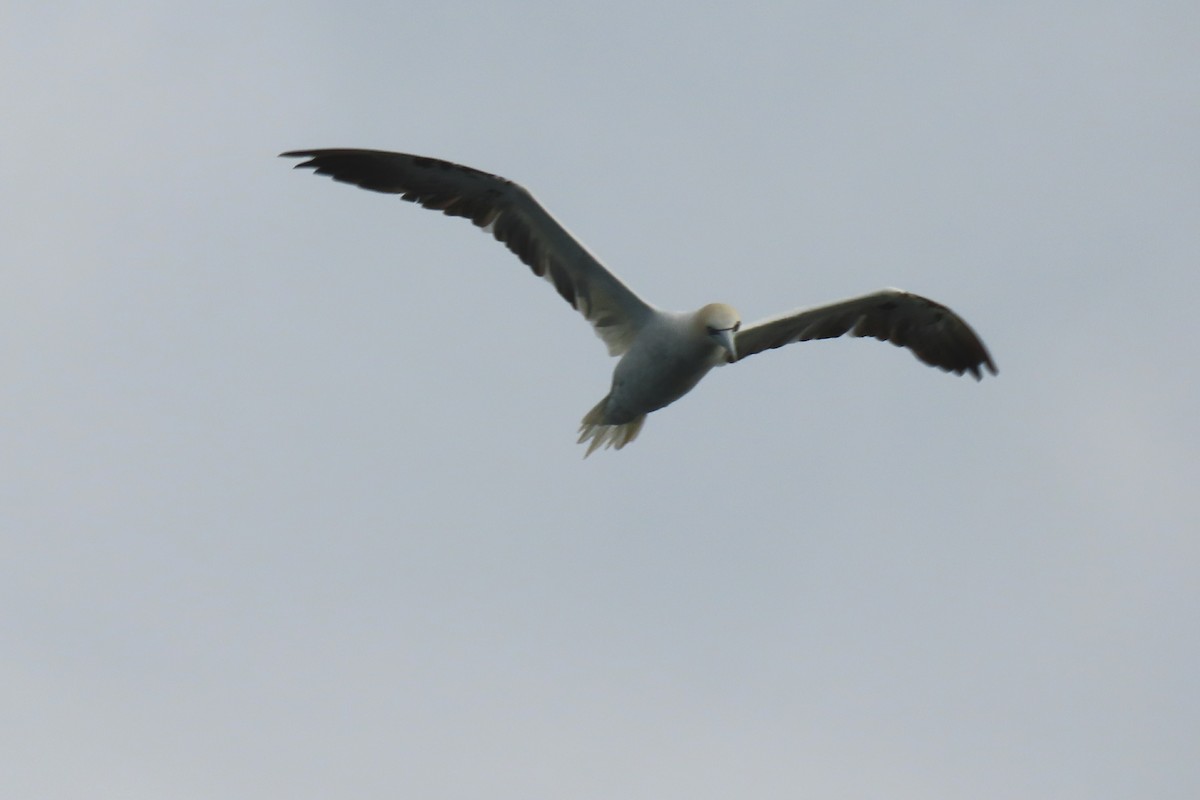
578,304,739,454
282,148,996,454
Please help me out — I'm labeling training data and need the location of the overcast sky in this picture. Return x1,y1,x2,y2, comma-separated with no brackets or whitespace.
4,3,1198,799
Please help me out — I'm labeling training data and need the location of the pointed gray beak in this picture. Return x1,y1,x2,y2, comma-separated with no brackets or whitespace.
715,327,738,362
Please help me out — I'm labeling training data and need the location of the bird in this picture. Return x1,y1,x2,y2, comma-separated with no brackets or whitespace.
281,148,997,455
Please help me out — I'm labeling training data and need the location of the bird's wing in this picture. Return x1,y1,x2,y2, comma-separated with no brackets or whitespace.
281,149,655,356
735,289,997,379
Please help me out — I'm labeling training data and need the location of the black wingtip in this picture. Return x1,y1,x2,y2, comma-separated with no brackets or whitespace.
279,150,326,168
980,352,999,379
968,356,999,381
280,150,329,173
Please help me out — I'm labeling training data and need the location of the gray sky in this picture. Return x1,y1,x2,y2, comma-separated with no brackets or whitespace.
4,2,1198,798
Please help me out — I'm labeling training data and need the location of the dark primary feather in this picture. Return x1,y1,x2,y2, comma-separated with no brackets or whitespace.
280,148,653,354
735,289,997,379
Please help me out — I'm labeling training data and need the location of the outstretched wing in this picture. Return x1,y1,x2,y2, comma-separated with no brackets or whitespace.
281,148,655,356
735,289,997,379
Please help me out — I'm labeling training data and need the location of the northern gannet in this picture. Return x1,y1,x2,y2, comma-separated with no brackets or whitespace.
281,149,997,455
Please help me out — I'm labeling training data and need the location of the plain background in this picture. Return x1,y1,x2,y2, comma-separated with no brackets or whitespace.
4,3,1198,798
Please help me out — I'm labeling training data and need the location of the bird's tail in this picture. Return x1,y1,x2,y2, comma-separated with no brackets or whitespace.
577,397,646,457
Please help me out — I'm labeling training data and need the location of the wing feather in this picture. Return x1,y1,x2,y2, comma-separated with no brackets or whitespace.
735,289,997,379
281,148,654,355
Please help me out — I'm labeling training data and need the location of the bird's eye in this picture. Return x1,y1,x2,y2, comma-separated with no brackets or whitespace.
733,321,741,332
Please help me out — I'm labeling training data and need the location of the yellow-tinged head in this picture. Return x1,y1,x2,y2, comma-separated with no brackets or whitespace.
696,302,741,361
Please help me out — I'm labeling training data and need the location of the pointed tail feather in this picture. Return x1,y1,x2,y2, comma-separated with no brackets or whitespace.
577,398,646,457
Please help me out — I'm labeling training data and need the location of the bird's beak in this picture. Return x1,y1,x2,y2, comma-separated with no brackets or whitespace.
716,328,738,362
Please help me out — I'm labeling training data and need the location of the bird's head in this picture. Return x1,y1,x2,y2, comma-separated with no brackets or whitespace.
697,303,741,362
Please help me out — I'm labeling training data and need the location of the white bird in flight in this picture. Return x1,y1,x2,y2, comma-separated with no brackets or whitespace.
282,149,997,455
